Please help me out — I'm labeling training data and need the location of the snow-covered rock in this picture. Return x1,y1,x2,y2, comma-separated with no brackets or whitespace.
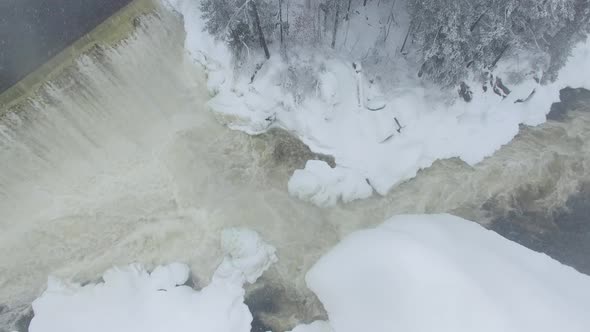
29,228,277,332
288,160,373,207
304,214,590,332
215,228,278,284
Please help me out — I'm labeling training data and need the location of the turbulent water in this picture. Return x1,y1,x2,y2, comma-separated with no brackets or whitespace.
1,7,590,332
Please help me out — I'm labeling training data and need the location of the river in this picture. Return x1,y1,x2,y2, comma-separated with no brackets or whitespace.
1,4,589,332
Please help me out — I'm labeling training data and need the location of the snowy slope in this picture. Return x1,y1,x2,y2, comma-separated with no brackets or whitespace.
165,0,590,207
304,214,590,332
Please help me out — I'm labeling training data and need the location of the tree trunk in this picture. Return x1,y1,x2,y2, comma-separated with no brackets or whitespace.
490,44,509,69
363,0,368,6
321,4,329,36
279,0,287,58
331,0,341,49
383,0,397,42
250,1,270,59
286,0,290,24
345,0,352,20
400,22,411,54
470,12,486,32
279,0,284,46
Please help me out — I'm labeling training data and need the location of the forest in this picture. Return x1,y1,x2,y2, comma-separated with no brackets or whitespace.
200,0,590,90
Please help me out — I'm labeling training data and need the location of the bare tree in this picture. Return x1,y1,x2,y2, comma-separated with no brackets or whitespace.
250,0,270,59
331,0,341,48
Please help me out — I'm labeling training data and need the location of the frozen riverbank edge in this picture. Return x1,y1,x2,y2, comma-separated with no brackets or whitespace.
28,215,590,332
164,0,590,207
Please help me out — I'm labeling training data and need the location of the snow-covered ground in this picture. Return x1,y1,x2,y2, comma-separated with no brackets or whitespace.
304,214,590,332
29,228,277,332
28,215,590,332
164,0,590,207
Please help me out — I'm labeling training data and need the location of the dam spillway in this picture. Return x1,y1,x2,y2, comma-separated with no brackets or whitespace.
1,1,590,331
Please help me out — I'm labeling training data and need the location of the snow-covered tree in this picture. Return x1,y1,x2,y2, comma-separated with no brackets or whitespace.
408,0,475,86
199,0,589,88
201,0,277,59
407,0,589,86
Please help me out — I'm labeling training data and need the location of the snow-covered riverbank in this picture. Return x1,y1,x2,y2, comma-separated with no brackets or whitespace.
29,215,590,332
29,229,277,332
165,0,590,207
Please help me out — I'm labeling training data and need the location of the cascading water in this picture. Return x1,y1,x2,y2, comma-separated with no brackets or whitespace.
1,3,590,332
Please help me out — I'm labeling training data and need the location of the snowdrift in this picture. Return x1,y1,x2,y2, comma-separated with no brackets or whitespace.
305,214,590,332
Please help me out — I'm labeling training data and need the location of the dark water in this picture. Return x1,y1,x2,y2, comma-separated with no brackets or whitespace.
488,87,590,275
490,182,590,274
0,0,132,93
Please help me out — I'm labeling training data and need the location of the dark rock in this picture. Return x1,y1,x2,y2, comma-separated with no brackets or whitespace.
14,307,34,332
547,87,590,121
245,285,280,332
245,280,327,332
492,77,511,98
458,82,473,102
259,128,336,170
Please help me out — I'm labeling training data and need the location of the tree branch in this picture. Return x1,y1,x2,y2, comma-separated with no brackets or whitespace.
224,0,253,33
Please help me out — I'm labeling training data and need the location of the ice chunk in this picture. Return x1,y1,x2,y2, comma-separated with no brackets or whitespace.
288,160,373,207
306,214,590,332
215,228,278,284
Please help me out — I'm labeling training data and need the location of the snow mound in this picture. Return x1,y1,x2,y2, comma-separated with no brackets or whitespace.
29,228,277,332
304,214,590,332
288,160,373,207
216,227,278,284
